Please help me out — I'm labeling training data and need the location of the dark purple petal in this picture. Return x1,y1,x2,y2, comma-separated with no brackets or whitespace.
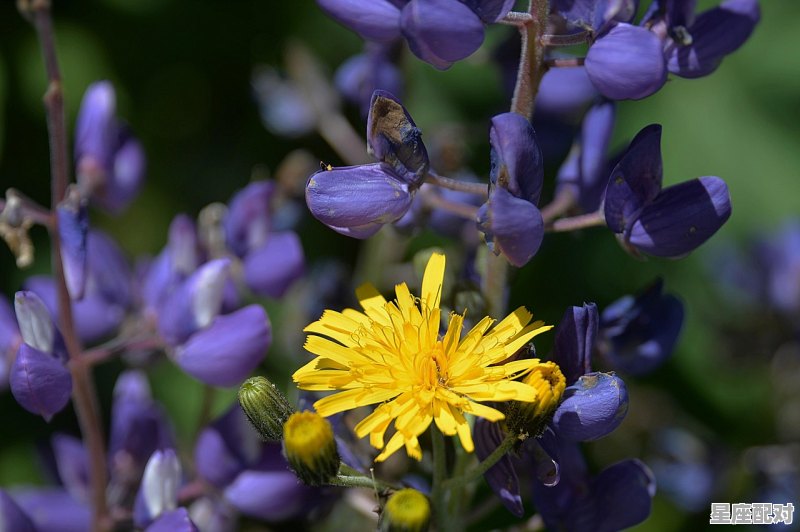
224,181,275,258
585,24,667,100
400,0,485,70
462,0,515,23
10,343,72,421
666,0,760,79
168,214,202,276
0,490,36,532
603,124,663,233
146,508,198,532
553,0,638,31
529,439,589,530
551,372,628,441
474,418,523,517
174,305,271,387
157,259,230,347
478,187,544,268
367,90,429,184
582,460,656,532
535,67,597,118
57,203,88,301
489,113,544,205
141,251,176,315
224,469,317,521
243,231,305,299
335,49,403,118
104,129,146,213
521,432,560,486
12,488,90,532
627,176,731,258
306,163,413,238
195,426,246,488
577,101,615,212
87,230,133,308
601,281,684,375
317,0,402,43
643,0,698,30
551,303,599,384
75,81,116,171
52,434,90,503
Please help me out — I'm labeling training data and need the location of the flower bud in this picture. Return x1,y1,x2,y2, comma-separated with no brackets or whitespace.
380,488,431,532
367,91,429,185
141,449,181,521
551,372,628,441
282,411,340,486
238,376,295,441
506,362,566,437
10,343,72,421
57,197,88,300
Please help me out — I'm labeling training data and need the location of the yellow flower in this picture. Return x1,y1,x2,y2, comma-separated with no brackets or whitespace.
292,253,552,462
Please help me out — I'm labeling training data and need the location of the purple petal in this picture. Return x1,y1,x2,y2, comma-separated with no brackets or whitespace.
478,187,544,268
10,343,72,421
57,203,88,301
551,303,599,384
194,426,246,488
105,129,146,213
243,231,305,299
535,67,597,118
400,0,485,70
305,163,413,238
335,48,403,118
553,0,638,31
224,469,317,522
52,434,90,503
462,0,516,23
583,460,656,532
146,508,198,532
157,259,230,347
224,181,275,258
252,68,317,138
75,81,116,170
603,124,663,233
174,305,271,387
87,230,133,308
551,372,628,442
666,0,760,78
489,113,544,205
12,488,90,532
474,418,523,517
0,490,36,532
140,449,181,520
627,176,731,258
577,100,615,212
585,24,667,100
317,0,402,43
366,90,429,183
168,214,202,276
14,290,55,354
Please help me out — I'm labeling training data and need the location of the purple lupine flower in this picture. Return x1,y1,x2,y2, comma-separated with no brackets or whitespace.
600,280,685,375
556,100,616,213
195,405,323,522
0,296,22,390
535,66,598,119
9,292,72,421
0,490,36,531
335,44,403,117
173,304,271,387
133,449,182,528
224,182,305,299
317,0,403,43
585,23,668,100
367,90,429,184
57,200,89,300
649,428,715,511
552,0,638,33
530,438,656,532
146,508,198,532
12,488,91,532
478,112,545,267
75,81,145,214
51,434,90,503
661,0,760,79
604,124,732,258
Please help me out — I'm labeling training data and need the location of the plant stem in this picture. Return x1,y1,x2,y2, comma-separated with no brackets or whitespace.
510,0,549,119
546,210,606,232
330,465,399,493
430,427,448,531
541,30,592,47
425,172,488,197
540,187,576,223
421,192,479,221
441,433,519,491
546,57,585,68
20,1,110,529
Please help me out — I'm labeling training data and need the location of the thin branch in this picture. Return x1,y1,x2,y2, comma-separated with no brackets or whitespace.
540,188,576,223
546,210,606,232
541,30,592,47
425,172,488,197
546,56,586,68
510,0,549,118
421,193,480,221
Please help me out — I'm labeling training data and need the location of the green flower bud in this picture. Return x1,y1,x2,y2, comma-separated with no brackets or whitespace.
238,376,294,441
282,411,340,486
380,488,431,532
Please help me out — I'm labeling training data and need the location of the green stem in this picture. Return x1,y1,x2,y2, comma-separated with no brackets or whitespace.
430,427,448,531
441,433,519,491
330,464,399,492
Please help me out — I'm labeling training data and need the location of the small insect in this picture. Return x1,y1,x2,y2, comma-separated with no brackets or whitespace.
319,161,333,171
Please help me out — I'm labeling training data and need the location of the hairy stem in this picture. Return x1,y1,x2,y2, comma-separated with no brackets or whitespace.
425,171,488,197
20,1,110,528
541,30,592,47
510,0,549,118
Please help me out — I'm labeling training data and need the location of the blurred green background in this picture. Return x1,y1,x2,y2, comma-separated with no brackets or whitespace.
0,0,798,530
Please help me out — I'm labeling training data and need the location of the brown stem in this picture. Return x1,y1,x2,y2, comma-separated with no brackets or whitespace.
83,336,164,366
541,30,593,47
20,1,110,529
546,57,585,68
421,192,479,221
425,172,488,197
540,187,576,223
546,210,606,232
510,0,549,118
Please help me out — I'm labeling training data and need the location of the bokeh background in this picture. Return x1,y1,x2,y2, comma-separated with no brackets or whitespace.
0,0,798,530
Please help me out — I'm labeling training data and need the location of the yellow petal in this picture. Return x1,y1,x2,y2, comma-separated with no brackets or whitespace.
421,253,446,310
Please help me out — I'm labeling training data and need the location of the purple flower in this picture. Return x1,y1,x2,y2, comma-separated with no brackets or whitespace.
57,201,89,300
146,508,198,532
317,0,402,43
367,90,429,184
134,449,182,527
173,305,271,387
600,280,685,375
0,490,36,531
335,45,403,117
552,0,638,32
0,296,22,390
478,112,545,267
11,488,90,532
585,23,668,100
252,67,317,138
306,162,414,238
535,67,598,118
75,81,145,214
603,124,731,258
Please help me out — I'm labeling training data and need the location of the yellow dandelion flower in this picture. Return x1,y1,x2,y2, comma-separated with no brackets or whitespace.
292,253,552,462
